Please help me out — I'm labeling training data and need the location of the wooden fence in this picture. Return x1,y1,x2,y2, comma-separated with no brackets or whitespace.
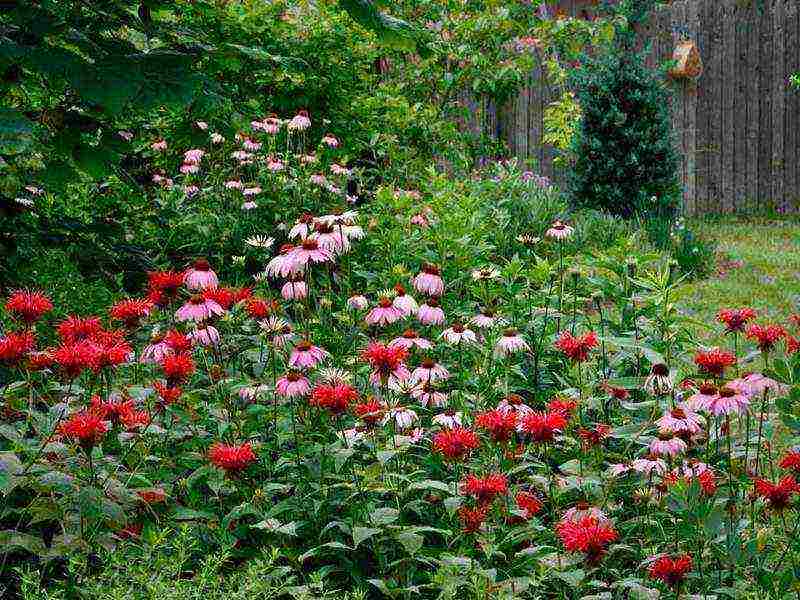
459,0,800,214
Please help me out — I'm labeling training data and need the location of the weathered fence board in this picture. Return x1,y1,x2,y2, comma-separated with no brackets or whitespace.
457,0,800,214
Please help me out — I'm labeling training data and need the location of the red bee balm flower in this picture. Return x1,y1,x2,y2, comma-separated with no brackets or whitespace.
208,442,256,473
245,298,275,319
519,411,568,443
59,411,108,450
693,347,736,377
754,475,800,510
554,331,598,362
56,316,103,343
648,554,693,588
109,298,153,328
460,473,508,505
717,308,756,333
746,324,786,352
0,331,36,366
161,353,195,384
458,504,489,534
779,449,800,473
475,409,517,443
432,427,480,461
53,340,101,377
5,290,53,324
556,516,618,563
310,383,359,415
515,491,543,519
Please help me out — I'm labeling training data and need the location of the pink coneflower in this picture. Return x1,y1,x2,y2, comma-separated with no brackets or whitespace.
410,213,429,228
321,134,339,147
494,329,530,358
281,278,308,301
188,325,220,347
288,340,329,369
330,163,350,176
275,371,311,398
184,148,205,165
656,405,704,436
440,323,478,345
241,201,258,210
417,298,445,326
432,410,462,428
289,213,315,240
288,110,311,131
560,503,610,525
649,434,687,458
225,180,243,190
706,385,750,416
471,309,504,329
411,358,450,384
546,220,574,240
365,297,403,326
139,333,172,364
496,394,534,418
392,284,418,316
412,264,444,296
684,382,719,412
632,455,668,476
347,294,369,310
312,223,349,254
263,115,282,134
242,186,262,196
288,239,333,268
310,174,327,186
267,157,284,172
184,259,218,290
390,329,433,351
175,295,224,323
266,244,303,278
151,139,167,151
242,138,261,152
300,153,317,164
733,372,785,396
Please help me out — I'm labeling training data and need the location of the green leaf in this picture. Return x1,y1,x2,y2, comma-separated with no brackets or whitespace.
370,507,399,525
353,526,381,548
0,530,45,555
338,0,426,54
396,531,424,554
0,109,34,155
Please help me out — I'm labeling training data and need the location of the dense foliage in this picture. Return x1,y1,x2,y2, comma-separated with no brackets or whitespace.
567,2,680,219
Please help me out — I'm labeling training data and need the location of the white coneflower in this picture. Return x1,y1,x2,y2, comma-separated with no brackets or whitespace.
471,309,505,329
493,329,530,358
432,411,462,429
644,363,673,397
440,323,478,345
210,132,225,144
317,367,352,385
245,235,275,249
516,233,541,246
347,294,369,310
382,406,418,429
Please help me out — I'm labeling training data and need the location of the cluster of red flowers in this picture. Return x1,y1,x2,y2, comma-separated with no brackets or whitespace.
555,516,618,563
0,331,36,366
208,442,257,473
515,491,543,519
753,475,800,511
519,410,568,443
147,270,185,306
475,409,517,443
310,383,359,415
746,323,786,352
554,330,598,362
648,554,693,588
202,286,251,310
354,398,384,425
460,473,508,505
5,290,53,324
717,307,756,333
161,353,195,385
432,427,480,461
109,298,153,328
361,342,408,377
693,347,737,377
59,412,109,450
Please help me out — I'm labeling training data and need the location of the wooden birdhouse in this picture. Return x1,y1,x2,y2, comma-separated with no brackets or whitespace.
670,40,703,79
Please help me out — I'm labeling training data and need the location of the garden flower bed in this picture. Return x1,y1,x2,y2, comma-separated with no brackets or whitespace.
2,118,800,600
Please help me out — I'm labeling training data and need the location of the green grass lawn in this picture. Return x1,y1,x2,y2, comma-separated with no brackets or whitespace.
677,215,800,341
